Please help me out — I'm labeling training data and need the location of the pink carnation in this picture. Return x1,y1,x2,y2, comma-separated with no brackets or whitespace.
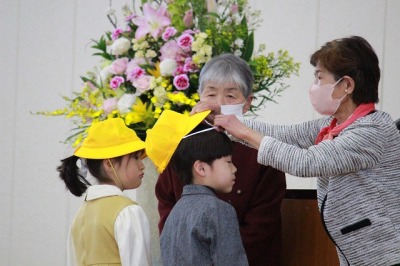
126,66,145,82
111,28,124,40
173,74,190,90
177,33,194,50
162,27,177,41
109,76,125,89
183,57,198,73
173,66,185,76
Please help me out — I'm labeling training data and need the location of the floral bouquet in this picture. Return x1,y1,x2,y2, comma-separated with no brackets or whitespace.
38,0,299,146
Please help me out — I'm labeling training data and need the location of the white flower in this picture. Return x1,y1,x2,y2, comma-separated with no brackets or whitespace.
159,59,177,76
234,49,242,57
117,93,136,113
99,65,112,85
145,49,157,58
234,38,244,48
153,86,167,106
110,37,131,56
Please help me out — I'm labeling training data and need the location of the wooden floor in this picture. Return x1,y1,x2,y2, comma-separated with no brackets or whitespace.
281,190,339,266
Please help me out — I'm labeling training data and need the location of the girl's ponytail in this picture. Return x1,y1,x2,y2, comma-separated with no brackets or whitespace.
57,155,90,197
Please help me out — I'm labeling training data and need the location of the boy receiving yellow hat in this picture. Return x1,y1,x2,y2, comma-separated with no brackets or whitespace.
57,118,151,266
145,110,249,265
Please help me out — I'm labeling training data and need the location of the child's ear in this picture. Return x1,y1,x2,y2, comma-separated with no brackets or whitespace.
103,159,114,173
193,160,206,177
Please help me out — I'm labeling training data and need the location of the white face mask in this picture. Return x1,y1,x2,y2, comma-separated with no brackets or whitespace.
220,103,245,119
308,77,347,116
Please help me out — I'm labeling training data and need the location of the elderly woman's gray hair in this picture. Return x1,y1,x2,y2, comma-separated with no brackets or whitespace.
198,54,254,98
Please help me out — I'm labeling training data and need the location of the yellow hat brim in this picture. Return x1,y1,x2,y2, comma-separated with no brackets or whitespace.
74,140,145,159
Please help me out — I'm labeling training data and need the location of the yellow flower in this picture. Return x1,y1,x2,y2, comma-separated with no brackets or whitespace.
148,62,161,78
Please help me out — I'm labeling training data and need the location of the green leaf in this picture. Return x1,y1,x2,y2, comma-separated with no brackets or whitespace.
242,32,254,61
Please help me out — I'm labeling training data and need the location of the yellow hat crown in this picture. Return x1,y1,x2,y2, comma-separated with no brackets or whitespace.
145,110,211,173
74,118,145,159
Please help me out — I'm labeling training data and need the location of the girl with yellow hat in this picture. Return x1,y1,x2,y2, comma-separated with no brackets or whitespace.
57,118,151,266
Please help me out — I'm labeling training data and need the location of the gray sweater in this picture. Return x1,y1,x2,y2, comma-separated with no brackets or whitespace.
244,111,400,265
160,184,249,266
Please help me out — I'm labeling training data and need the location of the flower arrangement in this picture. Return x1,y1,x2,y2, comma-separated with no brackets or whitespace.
38,0,299,146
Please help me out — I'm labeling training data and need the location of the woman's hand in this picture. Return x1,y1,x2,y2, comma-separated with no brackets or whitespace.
191,101,221,123
214,114,264,149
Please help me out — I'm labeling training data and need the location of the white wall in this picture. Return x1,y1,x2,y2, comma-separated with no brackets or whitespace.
1,0,399,265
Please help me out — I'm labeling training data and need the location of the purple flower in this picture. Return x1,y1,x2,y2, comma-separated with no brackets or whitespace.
173,74,190,90
109,76,125,89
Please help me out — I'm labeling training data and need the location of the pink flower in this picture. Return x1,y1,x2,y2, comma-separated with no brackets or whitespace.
111,28,124,40
183,57,198,73
109,76,125,89
125,58,147,71
125,13,137,21
159,40,182,61
231,4,239,14
132,75,152,93
132,3,171,39
102,98,118,114
183,29,196,35
173,66,185,76
126,66,145,82
86,81,97,90
109,57,129,75
183,10,193,28
177,33,194,50
162,26,177,41
173,74,190,90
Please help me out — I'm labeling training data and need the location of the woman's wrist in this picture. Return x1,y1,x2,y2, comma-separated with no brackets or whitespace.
242,127,263,150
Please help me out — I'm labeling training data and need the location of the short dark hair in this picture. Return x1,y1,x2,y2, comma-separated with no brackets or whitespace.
310,36,380,105
170,124,233,185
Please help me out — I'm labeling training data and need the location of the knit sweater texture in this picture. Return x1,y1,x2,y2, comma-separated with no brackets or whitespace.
244,111,400,265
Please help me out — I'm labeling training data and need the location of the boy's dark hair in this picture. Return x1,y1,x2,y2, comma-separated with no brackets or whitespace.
170,124,233,185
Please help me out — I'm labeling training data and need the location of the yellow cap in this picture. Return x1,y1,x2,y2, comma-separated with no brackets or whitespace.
74,118,145,159
145,110,211,173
